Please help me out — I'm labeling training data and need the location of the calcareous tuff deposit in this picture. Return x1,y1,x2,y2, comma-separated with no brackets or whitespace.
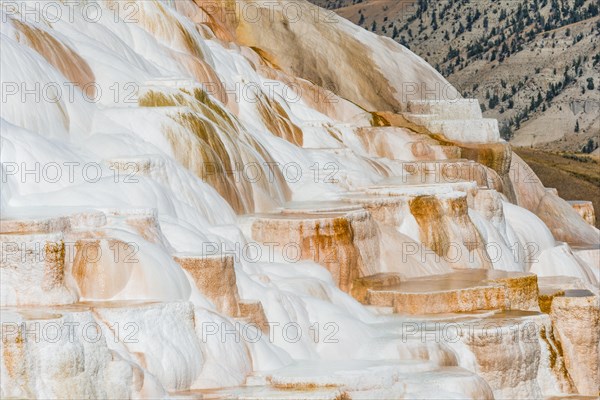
1,1,598,399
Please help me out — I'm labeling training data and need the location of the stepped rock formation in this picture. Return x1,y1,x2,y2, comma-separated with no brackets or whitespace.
311,0,600,151
1,0,599,398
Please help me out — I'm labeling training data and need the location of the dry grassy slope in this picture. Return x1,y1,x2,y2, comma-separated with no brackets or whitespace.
310,0,600,152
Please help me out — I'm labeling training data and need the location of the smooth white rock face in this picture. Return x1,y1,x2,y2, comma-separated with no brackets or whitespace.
407,99,484,120
404,99,500,143
0,0,598,398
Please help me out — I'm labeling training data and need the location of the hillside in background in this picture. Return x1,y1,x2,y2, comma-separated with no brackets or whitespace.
310,0,600,152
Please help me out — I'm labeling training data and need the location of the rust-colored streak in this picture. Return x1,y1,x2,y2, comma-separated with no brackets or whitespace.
256,93,303,147
13,20,96,98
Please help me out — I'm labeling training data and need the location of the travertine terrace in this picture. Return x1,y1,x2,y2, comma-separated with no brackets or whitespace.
1,1,599,399
568,201,596,226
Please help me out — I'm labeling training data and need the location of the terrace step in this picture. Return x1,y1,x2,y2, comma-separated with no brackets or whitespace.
343,182,491,270
403,116,500,144
359,269,539,314
0,303,149,397
246,206,380,292
406,99,484,120
538,278,600,395
1,216,77,306
190,361,493,399
354,126,457,161
386,158,494,189
0,215,71,234
420,310,571,398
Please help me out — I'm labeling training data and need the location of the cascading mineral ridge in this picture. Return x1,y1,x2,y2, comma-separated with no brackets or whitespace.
1,0,598,398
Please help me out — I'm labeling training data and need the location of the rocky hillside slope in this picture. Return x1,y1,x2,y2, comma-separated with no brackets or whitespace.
311,0,600,151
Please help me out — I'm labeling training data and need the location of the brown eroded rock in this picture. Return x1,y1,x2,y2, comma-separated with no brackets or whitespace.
238,300,270,334
137,85,291,213
408,193,492,270
568,201,596,226
550,292,600,395
250,208,379,293
537,276,591,314
452,311,547,398
173,253,241,316
250,49,371,124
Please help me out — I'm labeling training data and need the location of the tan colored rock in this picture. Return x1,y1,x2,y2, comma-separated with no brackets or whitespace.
453,311,546,398
390,283,506,314
537,276,590,313
568,201,596,226
550,292,600,395
407,193,492,270
173,253,240,316
1,230,76,306
364,269,538,314
536,193,600,246
489,270,540,311
133,84,291,213
537,320,578,396
238,300,269,334
350,273,403,304
342,183,491,270
459,142,513,181
341,193,407,229
366,276,506,314
250,209,380,292
0,216,71,234
0,306,143,398
279,203,381,279
536,276,598,395
250,55,371,124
